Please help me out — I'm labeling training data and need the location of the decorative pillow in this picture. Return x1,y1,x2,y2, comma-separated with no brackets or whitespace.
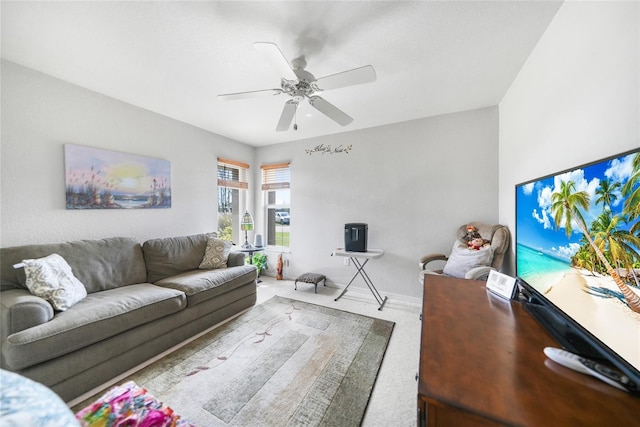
22,254,87,311
199,236,232,269
442,243,494,278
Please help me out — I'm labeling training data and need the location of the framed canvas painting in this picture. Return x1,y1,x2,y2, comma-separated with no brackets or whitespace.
65,144,171,209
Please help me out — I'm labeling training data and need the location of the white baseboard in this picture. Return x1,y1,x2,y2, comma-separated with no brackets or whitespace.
261,272,422,307
324,282,422,306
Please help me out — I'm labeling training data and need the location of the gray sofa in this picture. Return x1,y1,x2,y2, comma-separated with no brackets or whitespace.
0,233,257,402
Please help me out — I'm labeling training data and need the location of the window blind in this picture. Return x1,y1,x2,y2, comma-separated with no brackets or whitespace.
261,162,290,190
218,158,249,190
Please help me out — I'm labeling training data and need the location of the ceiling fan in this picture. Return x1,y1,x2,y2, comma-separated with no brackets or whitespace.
218,42,377,131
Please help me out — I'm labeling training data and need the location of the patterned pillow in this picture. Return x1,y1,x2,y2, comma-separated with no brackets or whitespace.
199,236,232,269
22,254,87,311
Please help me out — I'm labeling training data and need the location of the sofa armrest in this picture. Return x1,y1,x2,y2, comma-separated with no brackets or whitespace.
1,289,54,339
227,252,246,267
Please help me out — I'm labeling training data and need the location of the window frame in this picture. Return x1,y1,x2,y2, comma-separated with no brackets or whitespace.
261,162,291,251
217,158,249,245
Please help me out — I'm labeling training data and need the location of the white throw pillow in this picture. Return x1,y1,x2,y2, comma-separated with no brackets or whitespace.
199,236,232,269
442,243,493,278
22,254,87,311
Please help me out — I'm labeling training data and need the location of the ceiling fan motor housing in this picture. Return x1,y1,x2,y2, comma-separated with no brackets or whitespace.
291,56,307,71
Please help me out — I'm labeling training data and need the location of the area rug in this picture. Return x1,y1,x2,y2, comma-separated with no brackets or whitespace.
80,295,394,426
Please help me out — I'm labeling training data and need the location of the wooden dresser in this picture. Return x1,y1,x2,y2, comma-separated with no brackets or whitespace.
417,275,640,426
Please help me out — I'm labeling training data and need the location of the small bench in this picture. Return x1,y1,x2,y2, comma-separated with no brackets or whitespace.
294,273,327,294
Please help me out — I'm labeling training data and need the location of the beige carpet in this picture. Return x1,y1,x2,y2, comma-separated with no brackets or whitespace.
80,295,394,426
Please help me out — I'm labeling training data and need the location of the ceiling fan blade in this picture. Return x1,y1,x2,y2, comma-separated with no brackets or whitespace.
218,88,282,101
316,65,376,91
276,99,298,132
308,96,353,126
253,42,297,81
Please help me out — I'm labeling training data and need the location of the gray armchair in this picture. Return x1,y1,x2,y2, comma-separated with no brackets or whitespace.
419,222,510,282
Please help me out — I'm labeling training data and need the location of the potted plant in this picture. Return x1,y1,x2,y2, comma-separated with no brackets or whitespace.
249,252,268,277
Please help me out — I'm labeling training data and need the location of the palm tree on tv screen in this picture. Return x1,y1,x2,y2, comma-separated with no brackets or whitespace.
551,179,640,314
573,244,596,275
622,153,640,226
595,178,621,213
591,212,639,274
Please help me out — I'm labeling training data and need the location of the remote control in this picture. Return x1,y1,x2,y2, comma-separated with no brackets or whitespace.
544,347,637,393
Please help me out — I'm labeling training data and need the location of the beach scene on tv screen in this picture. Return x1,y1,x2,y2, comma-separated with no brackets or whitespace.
516,150,640,370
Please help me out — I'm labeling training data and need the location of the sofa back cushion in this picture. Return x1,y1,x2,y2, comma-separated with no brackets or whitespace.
0,237,147,293
143,233,210,283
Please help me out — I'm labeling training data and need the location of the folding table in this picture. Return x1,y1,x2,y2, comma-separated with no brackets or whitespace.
331,248,388,310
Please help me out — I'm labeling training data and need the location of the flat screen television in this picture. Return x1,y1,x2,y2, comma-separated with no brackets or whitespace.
515,147,640,394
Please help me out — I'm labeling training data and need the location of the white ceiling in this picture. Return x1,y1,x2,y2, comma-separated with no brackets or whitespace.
1,1,563,147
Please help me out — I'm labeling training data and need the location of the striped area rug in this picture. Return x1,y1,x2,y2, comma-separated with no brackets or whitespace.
83,295,394,426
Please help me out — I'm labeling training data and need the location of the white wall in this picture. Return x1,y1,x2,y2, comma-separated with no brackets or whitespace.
0,60,255,246
499,1,640,275
256,107,499,299
1,60,499,301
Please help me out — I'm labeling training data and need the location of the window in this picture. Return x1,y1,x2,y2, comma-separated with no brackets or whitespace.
217,158,249,244
261,162,290,250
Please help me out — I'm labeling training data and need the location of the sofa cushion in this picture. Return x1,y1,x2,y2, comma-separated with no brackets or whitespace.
2,284,186,370
22,254,87,311
143,234,211,283
155,265,257,307
1,238,147,294
226,252,246,268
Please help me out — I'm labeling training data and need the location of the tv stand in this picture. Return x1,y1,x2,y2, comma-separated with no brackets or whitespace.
523,303,603,360
418,276,640,426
